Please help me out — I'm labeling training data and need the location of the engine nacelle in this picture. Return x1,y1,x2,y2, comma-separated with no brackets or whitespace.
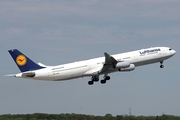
120,64,135,71
115,61,130,68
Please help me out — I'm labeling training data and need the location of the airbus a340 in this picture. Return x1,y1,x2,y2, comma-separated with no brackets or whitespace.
7,47,176,85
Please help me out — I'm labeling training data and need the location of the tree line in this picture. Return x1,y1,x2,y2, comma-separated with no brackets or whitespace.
0,113,180,120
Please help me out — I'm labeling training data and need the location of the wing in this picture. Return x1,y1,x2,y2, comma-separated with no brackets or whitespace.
84,52,118,76
99,52,118,74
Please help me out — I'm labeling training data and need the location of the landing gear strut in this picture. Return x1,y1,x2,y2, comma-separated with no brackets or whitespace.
160,61,164,68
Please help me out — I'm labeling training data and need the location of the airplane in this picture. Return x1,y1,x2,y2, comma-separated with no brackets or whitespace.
7,47,176,85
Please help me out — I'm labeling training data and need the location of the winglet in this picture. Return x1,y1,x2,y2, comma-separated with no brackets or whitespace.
8,49,45,72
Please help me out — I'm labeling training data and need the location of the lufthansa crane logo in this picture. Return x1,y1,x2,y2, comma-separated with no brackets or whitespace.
16,55,27,66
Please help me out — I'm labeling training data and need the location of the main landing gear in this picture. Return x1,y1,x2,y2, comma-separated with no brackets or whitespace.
160,61,164,68
88,76,99,85
88,75,110,85
100,76,110,84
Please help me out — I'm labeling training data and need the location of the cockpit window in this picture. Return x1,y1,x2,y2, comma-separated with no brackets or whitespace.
169,48,172,51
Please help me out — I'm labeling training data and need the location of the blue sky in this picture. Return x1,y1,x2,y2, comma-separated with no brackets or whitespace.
0,0,180,116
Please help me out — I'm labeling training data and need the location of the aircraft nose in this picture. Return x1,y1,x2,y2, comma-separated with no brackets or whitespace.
172,50,176,55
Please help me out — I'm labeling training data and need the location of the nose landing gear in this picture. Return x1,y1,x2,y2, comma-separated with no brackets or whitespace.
160,61,164,68
88,76,99,85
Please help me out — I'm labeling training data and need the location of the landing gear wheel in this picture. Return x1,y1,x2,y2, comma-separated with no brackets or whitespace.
105,76,110,80
91,76,99,82
88,81,94,85
100,80,106,84
160,61,164,68
160,65,164,68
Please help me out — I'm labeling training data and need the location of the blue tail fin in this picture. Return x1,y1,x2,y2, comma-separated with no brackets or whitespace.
8,49,45,72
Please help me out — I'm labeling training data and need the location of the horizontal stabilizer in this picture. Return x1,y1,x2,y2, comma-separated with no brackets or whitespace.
4,74,15,77
14,71,36,78
22,72,35,77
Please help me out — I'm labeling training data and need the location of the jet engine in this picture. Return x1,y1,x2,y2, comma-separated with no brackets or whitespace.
115,61,130,68
120,64,135,71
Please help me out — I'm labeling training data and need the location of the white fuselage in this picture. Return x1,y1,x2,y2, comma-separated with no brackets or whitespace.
15,47,176,81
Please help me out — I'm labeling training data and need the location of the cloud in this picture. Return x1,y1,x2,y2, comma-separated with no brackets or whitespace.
1,0,180,21
1,0,179,51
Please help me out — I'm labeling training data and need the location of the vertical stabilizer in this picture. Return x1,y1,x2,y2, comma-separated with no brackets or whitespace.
8,49,45,72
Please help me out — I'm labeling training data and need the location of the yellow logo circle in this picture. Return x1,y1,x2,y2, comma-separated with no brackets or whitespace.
16,55,27,66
